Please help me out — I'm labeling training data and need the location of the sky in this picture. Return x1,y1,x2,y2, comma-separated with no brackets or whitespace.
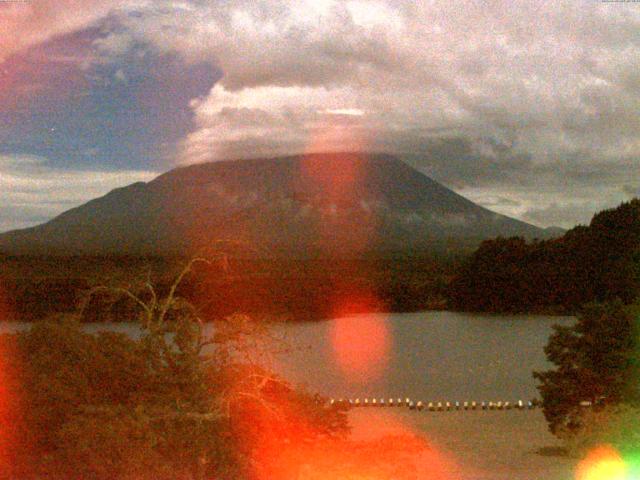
0,0,639,232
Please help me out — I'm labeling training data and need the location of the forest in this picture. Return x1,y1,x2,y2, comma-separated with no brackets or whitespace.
449,199,640,313
0,255,455,323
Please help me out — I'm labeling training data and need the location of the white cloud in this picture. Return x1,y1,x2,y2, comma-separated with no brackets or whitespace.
180,84,376,163
321,108,365,116
0,155,157,232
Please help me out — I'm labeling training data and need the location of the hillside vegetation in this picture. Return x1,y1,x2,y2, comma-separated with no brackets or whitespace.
450,199,640,313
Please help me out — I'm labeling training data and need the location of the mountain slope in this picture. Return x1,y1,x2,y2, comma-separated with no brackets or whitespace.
0,153,551,256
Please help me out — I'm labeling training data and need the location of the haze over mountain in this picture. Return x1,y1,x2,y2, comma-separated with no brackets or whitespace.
0,153,557,257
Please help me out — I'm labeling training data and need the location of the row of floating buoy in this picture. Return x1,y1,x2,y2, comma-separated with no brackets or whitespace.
328,398,543,411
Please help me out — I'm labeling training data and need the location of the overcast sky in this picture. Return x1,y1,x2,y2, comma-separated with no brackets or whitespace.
1,0,639,232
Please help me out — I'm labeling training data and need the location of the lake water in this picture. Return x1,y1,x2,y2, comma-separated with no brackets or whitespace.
272,311,574,402
2,311,574,403
2,311,579,479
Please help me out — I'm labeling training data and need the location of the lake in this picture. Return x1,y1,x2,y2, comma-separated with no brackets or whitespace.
2,311,580,479
270,311,574,402
2,311,574,402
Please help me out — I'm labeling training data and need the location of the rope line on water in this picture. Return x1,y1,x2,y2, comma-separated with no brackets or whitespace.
325,397,587,411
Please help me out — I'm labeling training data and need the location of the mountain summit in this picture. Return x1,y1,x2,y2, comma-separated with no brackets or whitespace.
0,153,550,256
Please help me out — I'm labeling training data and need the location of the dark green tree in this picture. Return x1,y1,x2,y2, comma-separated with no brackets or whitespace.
449,199,640,313
533,301,639,437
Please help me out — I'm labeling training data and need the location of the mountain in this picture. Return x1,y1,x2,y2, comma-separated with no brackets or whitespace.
0,153,554,257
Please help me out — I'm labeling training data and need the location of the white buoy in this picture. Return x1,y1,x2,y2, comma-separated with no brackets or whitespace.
505,401,512,410
397,398,403,406
409,401,416,410
354,398,361,407
379,398,385,406
455,401,461,410
481,401,487,410
372,398,377,407
517,400,524,409
471,401,477,410
437,402,443,411
364,398,369,407
463,401,469,410
416,401,424,411
428,402,435,411
527,401,534,409
445,401,451,411
388,398,394,407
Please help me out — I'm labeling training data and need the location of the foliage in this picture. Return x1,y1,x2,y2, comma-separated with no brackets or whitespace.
0,256,455,323
533,301,639,438
2,259,348,479
561,404,640,458
450,199,640,313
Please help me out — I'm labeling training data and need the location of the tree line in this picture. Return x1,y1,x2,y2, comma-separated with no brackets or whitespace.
525,200,640,457
449,199,640,313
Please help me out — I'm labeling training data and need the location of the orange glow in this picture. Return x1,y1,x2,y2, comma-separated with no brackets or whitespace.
250,407,456,480
576,445,628,480
330,292,390,383
0,281,9,323
0,282,21,475
221,344,458,480
303,122,370,163
0,335,20,474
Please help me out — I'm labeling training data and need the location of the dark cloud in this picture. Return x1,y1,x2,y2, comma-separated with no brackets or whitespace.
398,138,534,189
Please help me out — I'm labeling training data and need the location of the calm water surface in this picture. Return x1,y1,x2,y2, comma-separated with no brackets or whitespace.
2,311,574,402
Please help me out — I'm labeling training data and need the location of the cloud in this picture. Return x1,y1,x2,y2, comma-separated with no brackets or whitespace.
522,202,603,229
119,0,638,175
2,0,640,228
0,155,157,232
623,184,640,199
474,196,522,209
0,0,128,62
179,83,377,163
321,108,365,116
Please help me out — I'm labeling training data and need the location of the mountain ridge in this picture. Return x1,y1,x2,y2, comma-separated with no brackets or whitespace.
0,152,558,257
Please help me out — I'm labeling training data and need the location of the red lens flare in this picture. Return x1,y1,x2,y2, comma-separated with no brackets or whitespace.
297,151,378,256
576,444,628,480
298,116,377,257
330,291,390,383
350,409,458,480
0,281,10,323
251,413,457,480
0,283,21,474
0,339,17,473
